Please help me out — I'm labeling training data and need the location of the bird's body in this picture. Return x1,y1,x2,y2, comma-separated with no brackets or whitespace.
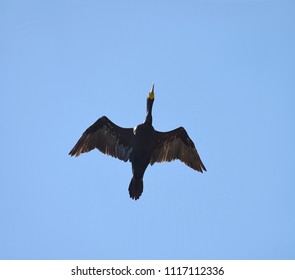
132,123,155,178
69,85,206,200
129,121,156,198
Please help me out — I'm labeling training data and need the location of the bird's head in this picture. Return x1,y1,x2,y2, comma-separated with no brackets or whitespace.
148,83,155,100
145,84,155,124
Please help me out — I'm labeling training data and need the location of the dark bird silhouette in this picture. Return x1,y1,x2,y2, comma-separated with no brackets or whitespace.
69,84,206,200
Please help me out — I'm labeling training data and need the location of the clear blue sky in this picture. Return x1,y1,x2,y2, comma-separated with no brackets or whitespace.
1,0,294,260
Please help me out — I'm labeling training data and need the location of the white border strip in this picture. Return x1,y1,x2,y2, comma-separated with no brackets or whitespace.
0,260,294,280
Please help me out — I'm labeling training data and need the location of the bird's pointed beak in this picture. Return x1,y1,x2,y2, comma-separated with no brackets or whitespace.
148,83,155,100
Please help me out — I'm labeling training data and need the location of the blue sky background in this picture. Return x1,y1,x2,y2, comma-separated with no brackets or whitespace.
1,0,294,260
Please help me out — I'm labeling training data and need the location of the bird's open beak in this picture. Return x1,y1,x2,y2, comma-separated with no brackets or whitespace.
148,83,155,100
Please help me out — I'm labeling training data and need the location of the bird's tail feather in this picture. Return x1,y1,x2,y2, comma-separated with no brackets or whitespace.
128,177,143,200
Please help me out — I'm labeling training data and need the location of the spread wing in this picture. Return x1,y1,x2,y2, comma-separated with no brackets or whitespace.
69,116,133,162
150,127,206,172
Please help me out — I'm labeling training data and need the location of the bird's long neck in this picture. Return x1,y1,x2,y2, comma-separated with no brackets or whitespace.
145,98,153,125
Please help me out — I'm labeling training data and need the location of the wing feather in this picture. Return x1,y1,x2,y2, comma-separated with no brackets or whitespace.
150,127,206,172
69,116,133,162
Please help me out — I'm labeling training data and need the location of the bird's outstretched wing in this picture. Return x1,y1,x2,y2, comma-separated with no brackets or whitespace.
69,116,133,162
150,127,207,172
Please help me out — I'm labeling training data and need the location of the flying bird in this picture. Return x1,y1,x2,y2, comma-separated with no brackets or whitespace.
69,85,206,200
